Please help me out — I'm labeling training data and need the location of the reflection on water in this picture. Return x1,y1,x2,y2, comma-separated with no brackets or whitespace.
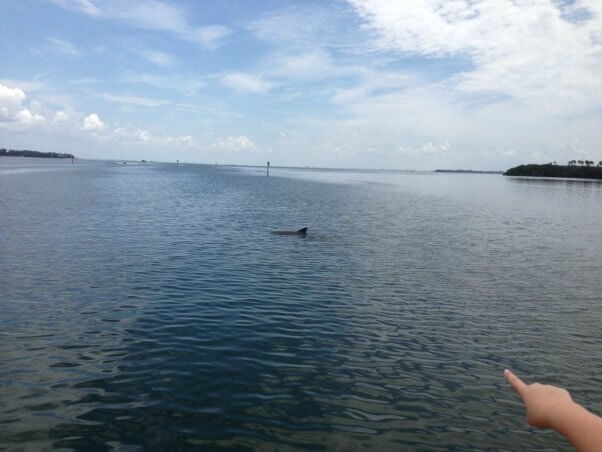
1,159,601,450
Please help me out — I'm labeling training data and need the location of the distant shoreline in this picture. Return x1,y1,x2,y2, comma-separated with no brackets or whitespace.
435,169,502,174
504,164,602,180
0,149,75,159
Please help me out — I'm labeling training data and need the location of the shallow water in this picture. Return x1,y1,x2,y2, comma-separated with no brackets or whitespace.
1,157,601,450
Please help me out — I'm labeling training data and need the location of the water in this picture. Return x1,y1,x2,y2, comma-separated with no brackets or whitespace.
1,157,601,450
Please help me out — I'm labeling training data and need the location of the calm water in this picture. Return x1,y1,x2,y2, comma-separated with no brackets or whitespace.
1,157,601,450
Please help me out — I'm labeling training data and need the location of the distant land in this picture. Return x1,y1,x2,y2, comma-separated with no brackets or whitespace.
1,148,75,159
504,163,602,180
435,169,502,174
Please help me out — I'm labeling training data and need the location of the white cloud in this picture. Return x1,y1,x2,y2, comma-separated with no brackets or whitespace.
0,82,204,153
347,0,602,114
100,93,170,107
210,135,256,152
82,113,105,132
50,0,232,49
120,72,204,96
115,1,185,30
249,8,326,45
248,5,357,51
133,48,176,67
44,37,82,58
99,92,207,116
132,129,195,147
398,141,451,156
0,85,26,120
134,129,151,142
52,111,70,124
266,50,342,81
50,0,101,16
187,25,232,50
229,49,362,95
0,79,44,92
72,124,198,147
166,135,194,146
69,77,101,85
222,73,274,94
0,83,45,127
15,109,45,126
331,69,411,104
291,80,602,169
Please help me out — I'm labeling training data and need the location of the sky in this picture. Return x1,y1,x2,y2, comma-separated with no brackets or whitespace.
1,0,601,170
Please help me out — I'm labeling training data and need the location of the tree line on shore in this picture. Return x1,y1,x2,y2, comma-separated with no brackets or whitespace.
504,161,602,179
567,160,601,167
0,148,75,159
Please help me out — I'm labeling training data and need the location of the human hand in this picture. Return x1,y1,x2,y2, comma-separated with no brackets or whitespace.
504,369,574,429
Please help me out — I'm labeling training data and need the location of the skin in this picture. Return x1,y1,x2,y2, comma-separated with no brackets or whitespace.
504,369,602,451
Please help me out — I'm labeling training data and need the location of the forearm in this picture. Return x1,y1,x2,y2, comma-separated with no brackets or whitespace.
551,402,602,452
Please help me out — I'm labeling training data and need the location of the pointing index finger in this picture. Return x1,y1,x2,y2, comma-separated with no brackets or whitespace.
504,369,527,396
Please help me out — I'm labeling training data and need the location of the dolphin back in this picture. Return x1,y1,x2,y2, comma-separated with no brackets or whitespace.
272,227,308,236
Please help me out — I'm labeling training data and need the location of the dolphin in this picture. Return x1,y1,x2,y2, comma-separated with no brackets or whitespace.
272,227,308,236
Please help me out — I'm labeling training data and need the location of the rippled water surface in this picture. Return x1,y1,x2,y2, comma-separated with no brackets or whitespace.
1,157,601,450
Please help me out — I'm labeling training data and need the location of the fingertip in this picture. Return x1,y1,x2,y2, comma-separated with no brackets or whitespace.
504,369,527,394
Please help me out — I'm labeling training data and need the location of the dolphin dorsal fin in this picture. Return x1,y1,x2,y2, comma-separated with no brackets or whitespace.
297,227,308,234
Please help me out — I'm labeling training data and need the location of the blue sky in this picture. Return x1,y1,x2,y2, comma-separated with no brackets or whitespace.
1,0,601,169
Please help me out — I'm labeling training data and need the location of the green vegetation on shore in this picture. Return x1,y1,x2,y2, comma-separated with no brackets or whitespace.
1,148,75,159
504,161,602,179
